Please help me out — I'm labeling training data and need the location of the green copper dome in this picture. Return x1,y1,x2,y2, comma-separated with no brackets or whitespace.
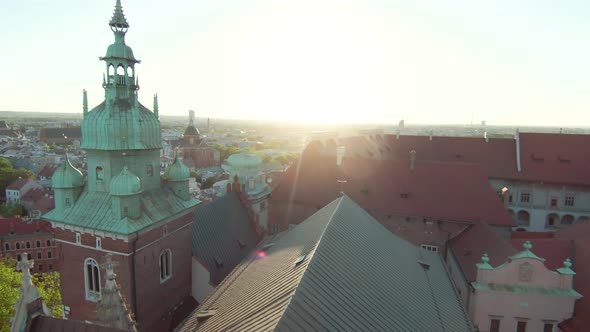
82,100,162,150
226,153,262,170
110,166,142,196
52,157,84,189
105,42,137,62
164,154,190,182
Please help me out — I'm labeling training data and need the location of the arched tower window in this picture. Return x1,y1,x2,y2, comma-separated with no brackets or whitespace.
159,249,172,283
96,166,104,181
117,65,125,85
127,66,134,78
108,64,114,83
84,258,101,301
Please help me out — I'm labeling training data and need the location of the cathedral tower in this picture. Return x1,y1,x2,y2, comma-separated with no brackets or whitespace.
43,1,200,330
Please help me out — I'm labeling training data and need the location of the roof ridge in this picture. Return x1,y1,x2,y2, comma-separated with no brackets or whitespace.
275,195,345,328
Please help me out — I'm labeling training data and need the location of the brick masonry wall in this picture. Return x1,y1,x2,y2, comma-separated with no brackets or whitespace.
51,211,193,331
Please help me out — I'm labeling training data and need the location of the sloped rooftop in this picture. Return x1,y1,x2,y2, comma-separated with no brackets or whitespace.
192,193,259,285
178,195,474,332
43,188,200,235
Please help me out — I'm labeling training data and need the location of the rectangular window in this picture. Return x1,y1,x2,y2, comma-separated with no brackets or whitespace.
47,251,52,259
490,319,500,332
517,321,527,332
37,252,42,260
76,233,81,244
543,323,554,332
420,244,439,253
520,192,531,203
48,263,53,271
96,237,102,249
508,195,513,203
550,198,557,207
38,264,43,271
565,195,575,207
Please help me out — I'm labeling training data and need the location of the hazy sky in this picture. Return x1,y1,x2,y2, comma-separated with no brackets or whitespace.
1,0,589,126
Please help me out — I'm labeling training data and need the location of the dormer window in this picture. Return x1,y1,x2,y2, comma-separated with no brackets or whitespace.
96,166,104,181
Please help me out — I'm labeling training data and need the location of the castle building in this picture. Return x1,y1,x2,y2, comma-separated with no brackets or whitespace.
42,1,200,330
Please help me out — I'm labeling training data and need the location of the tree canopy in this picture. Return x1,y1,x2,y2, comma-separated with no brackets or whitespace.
0,158,34,198
0,257,63,332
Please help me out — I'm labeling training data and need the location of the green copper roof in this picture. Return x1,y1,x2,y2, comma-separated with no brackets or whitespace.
557,258,576,275
472,282,582,298
509,240,545,262
109,0,129,29
109,166,141,196
81,100,161,150
52,156,84,189
164,153,190,182
43,189,200,235
226,153,262,170
105,41,137,62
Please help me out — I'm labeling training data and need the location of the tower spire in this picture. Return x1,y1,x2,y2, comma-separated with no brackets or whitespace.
83,89,88,116
153,94,159,117
109,0,129,31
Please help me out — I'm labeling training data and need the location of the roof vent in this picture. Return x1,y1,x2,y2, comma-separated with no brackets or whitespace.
196,309,217,323
213,256,224,268
261,243,274,251
531,153,544,162
417,260,430,270
558,155,571,163
294,254,307,266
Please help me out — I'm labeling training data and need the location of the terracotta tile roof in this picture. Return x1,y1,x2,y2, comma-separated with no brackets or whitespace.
21,188,51,202
0,218,52,237
449,222,517,282
6,178,31,190
28,316,126,332
178,195,474,332
518,133,590,185
509,238,573,270
30,196,55,214
272,142,513,227
327,133,590,185
38,164,58,178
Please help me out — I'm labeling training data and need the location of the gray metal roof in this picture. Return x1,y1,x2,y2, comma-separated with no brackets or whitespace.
178,195,474,332
191,193,259,285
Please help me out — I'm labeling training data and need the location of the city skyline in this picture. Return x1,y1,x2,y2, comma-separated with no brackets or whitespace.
1,0,589,126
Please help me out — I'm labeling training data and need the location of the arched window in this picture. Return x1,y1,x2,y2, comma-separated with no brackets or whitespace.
36,240,41,248
561,215,575,225
46,239,51,247
127,65,134,78
84,258,101,301
159,249,172,282
16,243,20,250
117,65,125,85
37,252,42,259
96,166,104,181
5,243,10,251
27,253,32,260
47,251,52,259
26,241,31,249
517,210,530,226
17,254,21,261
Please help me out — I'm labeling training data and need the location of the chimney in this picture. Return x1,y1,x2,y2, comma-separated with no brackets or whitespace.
410,150,416,170
429,130,433,141
484,131,489,143
396,129,400,140
515,128,522,172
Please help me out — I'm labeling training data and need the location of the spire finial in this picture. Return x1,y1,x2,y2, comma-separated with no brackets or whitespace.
109,0,129,32
482,253,490,264
564,258,572,269
523,240,532,251
153,94,159,117
83,89,88,115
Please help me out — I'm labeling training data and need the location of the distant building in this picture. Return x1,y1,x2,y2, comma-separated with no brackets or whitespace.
38,127,81,145
0,218,59,274
6,178,42,204
180,110,220,171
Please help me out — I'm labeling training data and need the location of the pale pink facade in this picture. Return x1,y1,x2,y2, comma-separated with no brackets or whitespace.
470,242,581,332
